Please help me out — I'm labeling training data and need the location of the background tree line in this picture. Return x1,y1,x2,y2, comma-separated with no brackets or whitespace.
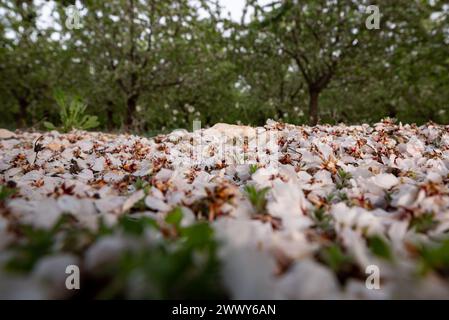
0,0,448,133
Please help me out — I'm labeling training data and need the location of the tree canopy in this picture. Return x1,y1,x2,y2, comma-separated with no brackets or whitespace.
0,0,448,131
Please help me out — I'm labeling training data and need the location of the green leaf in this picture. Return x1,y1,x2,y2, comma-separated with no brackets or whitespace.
165,207,183,227
419,239,449,275
368,235,393,261
0,185,17,201
43,121,56,131
249,164,258,174
81,115,99,130
336,169,352,190
313,207,334,233
320,244,352,272
119,216,157,235
244,185,270,213
180,223,214,248
51,90,99,132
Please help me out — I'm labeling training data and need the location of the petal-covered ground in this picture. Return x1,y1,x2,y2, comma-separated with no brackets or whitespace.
1,119,449,299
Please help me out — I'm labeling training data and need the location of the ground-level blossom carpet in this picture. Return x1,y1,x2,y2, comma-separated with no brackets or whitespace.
1,119,449,299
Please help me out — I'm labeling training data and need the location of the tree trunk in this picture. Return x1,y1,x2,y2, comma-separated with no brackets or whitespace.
125,94,138,129
106,101,114,130
18,97,29,128
308,89,319,126
386,103,397,118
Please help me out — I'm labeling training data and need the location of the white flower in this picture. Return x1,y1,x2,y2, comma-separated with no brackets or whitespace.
122,190,145,213
91,157,105,171
391,184,419,208
276,259,339,299
145,195,171,212
388,220,409,252
332,203,383,236
3,119,449,299
251,166,278,188
9,198,62,229
340,228,371,268
267,181,310,218
405,137,425,157
220,247,277,300
77,169,94,181
95,196,125,214
370,173,399,190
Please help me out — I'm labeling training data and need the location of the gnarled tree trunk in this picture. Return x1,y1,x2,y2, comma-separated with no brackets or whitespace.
308,89,319,126
125,93,138,129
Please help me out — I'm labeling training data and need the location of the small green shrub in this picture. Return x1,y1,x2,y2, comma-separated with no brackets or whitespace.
244,185,270,214
44,90,99,132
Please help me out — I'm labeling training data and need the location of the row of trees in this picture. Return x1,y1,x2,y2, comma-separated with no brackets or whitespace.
0,0,448,132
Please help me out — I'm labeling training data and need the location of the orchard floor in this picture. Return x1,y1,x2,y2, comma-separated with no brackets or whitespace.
1,119,449,299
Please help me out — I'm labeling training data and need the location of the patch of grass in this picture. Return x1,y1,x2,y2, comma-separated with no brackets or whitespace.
313,207,334,233
318,244,362,285
337,191,349,202
133,177,150,192
249,164,258,175
335,169,352,190
244,185,270,213
118,216,158,236
44,90,99,132
367,235,393,262
419,238,449,276
165,207,183,227
0,184,17,202
319,244,352,272
410,212,437,233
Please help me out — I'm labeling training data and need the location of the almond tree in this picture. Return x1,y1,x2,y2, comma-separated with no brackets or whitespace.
245,0,375,125
55,0,222,130
0,0,57,127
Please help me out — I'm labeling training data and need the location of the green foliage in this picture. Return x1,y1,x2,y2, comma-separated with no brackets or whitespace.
410,213,438,234
5,225,56,272
100,209,225,299
337,191,349,202
44,90,99,132
165,207,184,227
319,244,353,273
336,169,353,190
118,216,158,236
3,208,226,299
367,235,393,262
0,0,448,130
133,178,147,191
419,239,449,275
313,207,334,233
0,184,17,202
244,185,270,214
5,214,93,273
249,164,259,175
318,243,363,285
